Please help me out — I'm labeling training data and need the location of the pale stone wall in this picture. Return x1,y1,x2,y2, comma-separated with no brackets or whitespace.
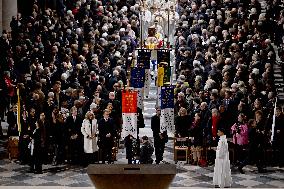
1,0,17,33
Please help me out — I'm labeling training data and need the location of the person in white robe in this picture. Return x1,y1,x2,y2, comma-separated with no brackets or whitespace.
213,128,232,188
162,4,179,45
141,4,152,41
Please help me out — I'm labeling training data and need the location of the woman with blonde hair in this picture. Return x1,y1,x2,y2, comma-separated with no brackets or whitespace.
81,111,99,165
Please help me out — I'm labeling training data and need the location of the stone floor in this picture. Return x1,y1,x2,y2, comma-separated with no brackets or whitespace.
0,135,283,188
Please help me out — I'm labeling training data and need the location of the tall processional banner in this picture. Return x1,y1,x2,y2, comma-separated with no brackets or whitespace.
138,50,151,97
121,90,138,139
160,85,174,132
131,67,145,109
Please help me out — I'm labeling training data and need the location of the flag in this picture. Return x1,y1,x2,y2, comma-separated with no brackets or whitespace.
144,69,151,97
17,88,21,134
157,65,164,87
163,65,171,84
270,98,277,143
137,50,151,69
131,67,145,88
137,50,151,98
160,86,174,132
131,67,145,110
157,50,170,64
136,88,144,109
122,90,138,139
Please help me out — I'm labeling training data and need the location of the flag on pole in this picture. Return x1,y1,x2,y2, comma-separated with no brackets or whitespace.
136,88,144,109
157,65,164,87
137,50,151,69
121,90,138,139
17,87,21,134
163,64,171,84
131,67,145,109
131,67,145,88
144,69,151,97
137,50,151,98
160,85,174,132
270,98,278,143
157,50,170,64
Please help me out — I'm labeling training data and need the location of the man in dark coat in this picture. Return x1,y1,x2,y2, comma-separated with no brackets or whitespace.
98,109,116,164
151,106,168,164
65,107,83,164
7,105,19,137
29,120,46,174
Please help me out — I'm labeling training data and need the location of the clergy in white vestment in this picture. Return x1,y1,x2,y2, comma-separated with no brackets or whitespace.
213,128,232,188
141,6,152,41
151,20,164,38
165,5,179,45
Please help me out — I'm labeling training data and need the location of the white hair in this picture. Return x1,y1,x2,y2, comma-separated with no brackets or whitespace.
252,68,259,75
195,75,202,81
231,83,238,89
113,70,119,76
90,103,97,109
48,92,54,98
193,60,201,67
212,89,218,94
61,73,68,81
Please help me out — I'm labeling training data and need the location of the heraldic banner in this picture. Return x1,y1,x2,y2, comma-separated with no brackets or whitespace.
138,50,151,98
131,67,145,109
157,50,170,65
160,85,174,132
121,90,138,139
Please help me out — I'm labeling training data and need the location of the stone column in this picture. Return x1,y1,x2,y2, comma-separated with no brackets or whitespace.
2,0,17,32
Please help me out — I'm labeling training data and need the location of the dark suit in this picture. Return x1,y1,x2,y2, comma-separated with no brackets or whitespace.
151,114,168,164
30,126,45,173
7,110,19,137
98,117,115,163
65,115,83,163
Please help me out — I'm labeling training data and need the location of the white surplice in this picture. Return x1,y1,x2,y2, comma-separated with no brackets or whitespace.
213,135,232,188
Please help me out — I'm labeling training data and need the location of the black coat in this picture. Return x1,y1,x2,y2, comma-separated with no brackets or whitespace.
175,115,191,137
189,121,203,146
98,117,116,147
65,115,83,140
151,114,160,138
151,114,168,145
7,111,19,136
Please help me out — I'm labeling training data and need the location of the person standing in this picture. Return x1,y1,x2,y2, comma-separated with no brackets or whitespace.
272,107,284,167
253,110,267,172
213,128,232,188
189,113,203,165
98,109,115,164
81,111,98,165
29,121,45,174
66,107,83,164
231,113,249,165
151,106,168,164
7,105,19,137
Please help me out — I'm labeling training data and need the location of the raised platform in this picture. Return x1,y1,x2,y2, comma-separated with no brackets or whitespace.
87,164,176,189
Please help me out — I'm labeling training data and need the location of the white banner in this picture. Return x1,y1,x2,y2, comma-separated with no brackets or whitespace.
160,108,174,132
136,88,144,110
271,98,277,143
121,113,137,139
157,87,161,107
144,69,151,97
